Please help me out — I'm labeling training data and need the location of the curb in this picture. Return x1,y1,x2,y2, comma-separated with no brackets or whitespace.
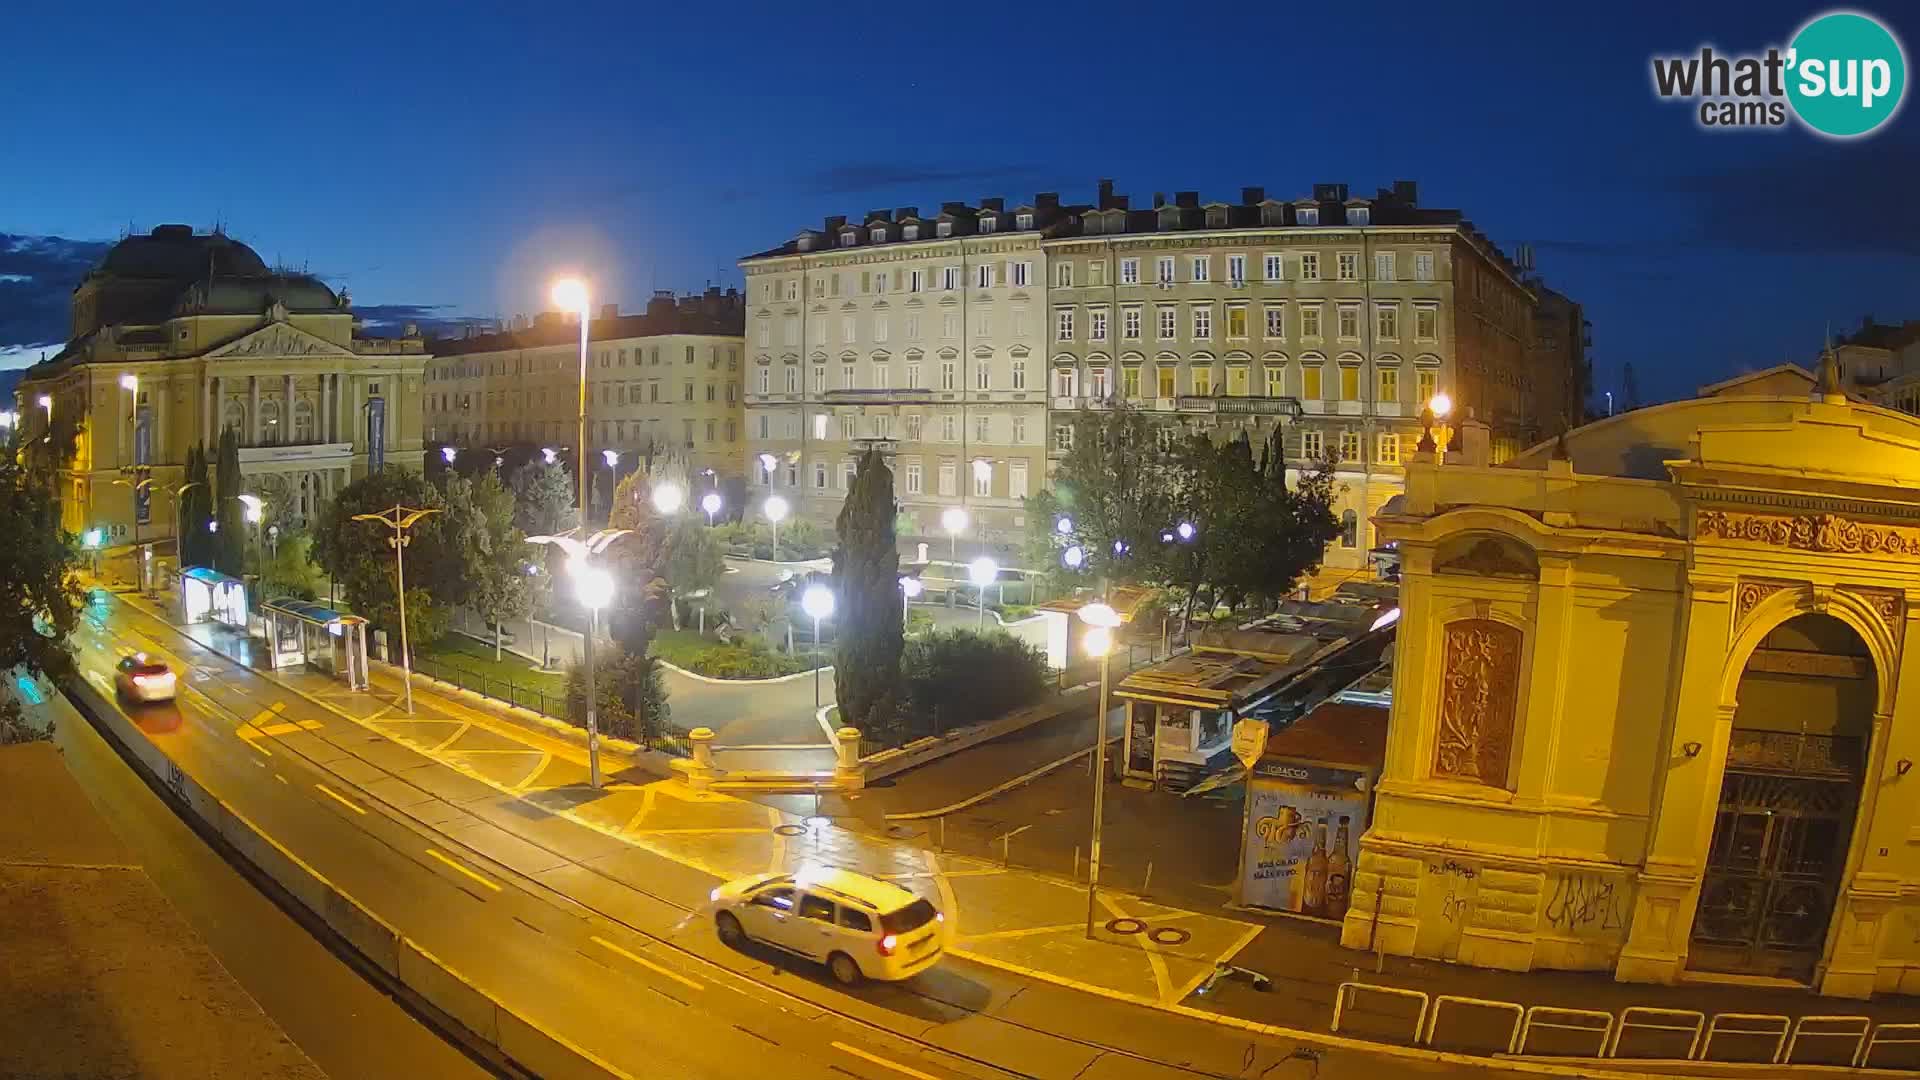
655,656,829,686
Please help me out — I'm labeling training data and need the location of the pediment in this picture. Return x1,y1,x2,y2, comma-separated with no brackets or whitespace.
209,321,353,360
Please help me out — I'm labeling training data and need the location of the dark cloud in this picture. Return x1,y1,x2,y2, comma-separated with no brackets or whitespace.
0,233,113,348
351,303,493,339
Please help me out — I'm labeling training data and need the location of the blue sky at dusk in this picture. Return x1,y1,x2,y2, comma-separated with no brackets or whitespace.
2,0,1915,404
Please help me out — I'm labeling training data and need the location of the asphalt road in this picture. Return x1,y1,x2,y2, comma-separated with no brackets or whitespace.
69,590,1560,1080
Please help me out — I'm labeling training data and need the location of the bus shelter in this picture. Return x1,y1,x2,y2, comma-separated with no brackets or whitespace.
260,599,369,690
178,567,247,629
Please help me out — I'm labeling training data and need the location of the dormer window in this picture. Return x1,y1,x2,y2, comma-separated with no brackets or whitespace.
1261,205,1284,226
1206,208,1227,228
903,224,920,240
1015,213,1034,230
979,216,997,234
870,226,887,242
937,221,953,237
1297,207,1320,226
798,236,815,251
841,231,859,246
1347,206,1371,226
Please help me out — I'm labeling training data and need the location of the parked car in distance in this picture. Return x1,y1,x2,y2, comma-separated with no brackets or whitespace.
114,654,177,703
710,866,944,985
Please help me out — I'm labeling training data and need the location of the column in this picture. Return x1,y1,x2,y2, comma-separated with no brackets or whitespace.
322,373,333,443
283,374,295,445
206,375,221,446
249,376,261,446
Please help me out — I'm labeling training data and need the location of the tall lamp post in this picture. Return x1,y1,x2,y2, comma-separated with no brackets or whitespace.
700,491,722,527
113,468,154,595
968,556,998,630
526,528,630,789
237,494,264,576
553,277,592,535
1078,601,1122,938
941,506,968,563
899,575,922,625
763,494,788,558
351,505,441,715
801,584,834,710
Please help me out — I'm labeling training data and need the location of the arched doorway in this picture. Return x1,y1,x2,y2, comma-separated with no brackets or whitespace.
1690,613,1874,982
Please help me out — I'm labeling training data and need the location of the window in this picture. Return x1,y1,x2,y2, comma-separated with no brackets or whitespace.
684,381,695,402
873,363,889,390
1340,365,1360,400
1192,366,1214,396
1016,212,1034,230
1157,306,1177,340
785,367,799,393
1417,368,1438,405
979,216,997,234
837,461,854,490
1337,305,1360,340
939,460,956,495
941,314,958,340
707,383,717,402
1227,254,1246,284
1189,256,1210,283
811,365,825,393
1301,429,1323,458
727,383,737,403
1301,304,1323,339
1054,262,1073,287
1012,308,1028,336
1414,305,1439,341
1011,359,1027,389
839,905,874,932
1263,365,1283,397
1302,365,1323,399
1226,305,1248,339
1010,461,1029,498
904,460,923,494
1376,305,1399,341
1263,253,1283,281
1300,253,1320,281
1157,365,1176,398
875,271,890,291
842,364,855,389
909,269,925,293
1122,366,1142,399
906,315,920,341
784,280,800,301
1120,258,1140,285
976,361,991,390
975,263,994,289
756,414,770,439
1156,257,1175,284
1010,414,1026,443
941,413,956,442
1347,205,1371,226
1413,252,1435,282
936,221,952,238
1374,252,1395,282
813,413,829,440
814,461,828,488
1192,306,1212,340
1011,261,1031,287
1264,305,1286,340
754,886,796,911
758,368,771,394
1053,366,1078,398
1377,432,1400,465
1090,308,1108,341
973,461,992,496
940,361,956,390
1297,207,1320,226
1056,309,1074,341
1340,509,1358,547
1122,307,1142,340
905,413,923,441
1378,367,1399,402
875,314,889,342
727,419,736,442
907,362,922,389
841,316,855,344
1053,424,1074,452
1337,253,1359,281
942,266,960,290
1227,366,1249,395
1090,367,1110,399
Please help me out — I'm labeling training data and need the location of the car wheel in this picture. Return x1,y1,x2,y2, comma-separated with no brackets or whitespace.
828,951,862,987
715,911,745,946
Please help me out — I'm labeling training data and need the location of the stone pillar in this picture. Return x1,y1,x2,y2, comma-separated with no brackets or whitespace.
323,373,334,442
206,375,220,447
834,726,864,791
679,726,718,791
283,374,295,444
248,376,261,446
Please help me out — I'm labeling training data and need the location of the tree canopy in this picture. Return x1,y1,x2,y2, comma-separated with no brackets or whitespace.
508,459,579,538
0,441,80,681
443,470,531,659
309,468,453,649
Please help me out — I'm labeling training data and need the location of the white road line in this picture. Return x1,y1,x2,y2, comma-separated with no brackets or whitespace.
590,934,704,992
830,1041,941,1080
426,848,502,893
313,782,368,816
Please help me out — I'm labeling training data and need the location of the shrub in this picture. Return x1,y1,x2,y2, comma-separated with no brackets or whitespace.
889,628,1048,748
564,644,670,745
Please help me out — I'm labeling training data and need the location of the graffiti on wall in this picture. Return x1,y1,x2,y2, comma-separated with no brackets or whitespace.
1544,870,1629,936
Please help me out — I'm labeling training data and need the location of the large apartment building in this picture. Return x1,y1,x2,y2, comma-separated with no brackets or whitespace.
424,287,746,483
741,181,1577,569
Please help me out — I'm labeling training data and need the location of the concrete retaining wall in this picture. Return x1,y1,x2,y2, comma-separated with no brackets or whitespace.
861,692,1081,784
63,674,621,1080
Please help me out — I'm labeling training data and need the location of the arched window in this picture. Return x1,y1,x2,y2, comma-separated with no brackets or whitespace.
1341,509,1358,548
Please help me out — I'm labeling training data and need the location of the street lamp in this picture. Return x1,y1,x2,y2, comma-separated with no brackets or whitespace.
941,506,969,563
1176,521,1196,542
350,505,441,715
899,575,922,624
553,276,592,536
112,469,155,595
1077,600,1122,939
237,494,264,576
764,494,789,557
652,481,684,516
968,556,998,630
1062,545,1085,570
1055,516,1073,536
441,445,458,464
541,446,558,465
526,527,629,788
757,451,777,484
801,584,834,709
701,491,722,526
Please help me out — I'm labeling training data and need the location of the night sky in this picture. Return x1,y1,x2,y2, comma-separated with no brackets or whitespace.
3,0,1914,405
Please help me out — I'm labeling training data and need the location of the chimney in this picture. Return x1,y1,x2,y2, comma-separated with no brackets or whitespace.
866,209,891,223
600,302,619,322
1175,190,1199,209
825,215,846,232
980,197,1004,212
1112,195,1129,210
1153,192,1166,208
1036,191,1059,211
1393,180,1418,206
895,206,919,220
941,201,967,215
647,292,675,318
1241,186,1265,205
1097,178,1114,209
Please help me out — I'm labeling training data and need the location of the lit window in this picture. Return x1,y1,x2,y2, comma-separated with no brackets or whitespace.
1378,367,1399,402
1301,429,1323,458
1303,365,1323,400
1340,430,1361,462
1191,366,1214,396
1263,365,1283,397
1377,432,1400,465
1226,306,1248,340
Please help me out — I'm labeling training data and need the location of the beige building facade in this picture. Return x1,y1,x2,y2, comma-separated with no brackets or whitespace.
424,289,745,484
16,225,426,543
1346,363,1920,998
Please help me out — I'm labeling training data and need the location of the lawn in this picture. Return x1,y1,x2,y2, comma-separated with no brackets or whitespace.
649,628,824,679
418,633,567,698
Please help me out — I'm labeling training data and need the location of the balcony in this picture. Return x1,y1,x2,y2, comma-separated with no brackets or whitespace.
822,388,934,406
1175,395,1304,418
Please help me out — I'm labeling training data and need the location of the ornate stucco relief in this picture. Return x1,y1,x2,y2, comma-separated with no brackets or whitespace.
1433,619,1522,787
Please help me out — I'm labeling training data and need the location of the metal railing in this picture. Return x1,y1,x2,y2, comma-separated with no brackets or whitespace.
411,653,689,758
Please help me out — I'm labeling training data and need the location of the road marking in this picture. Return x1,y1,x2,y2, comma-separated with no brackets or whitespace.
313,782,368,816
958,923,1084,942
1098,893,1173,1003
426,848,503,893
830,1042,941,1080
513,751,553,791
622,787,657,834
428,721,472,752
590,934,704,992
276,774,290,785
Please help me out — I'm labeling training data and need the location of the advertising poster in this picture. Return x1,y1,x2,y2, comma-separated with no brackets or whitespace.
133,407,151,524
1240,764,1371,919
367,396,386,473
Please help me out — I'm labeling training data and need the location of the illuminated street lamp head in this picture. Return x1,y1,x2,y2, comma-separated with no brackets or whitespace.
1055,516,1073,535
899,576,923,599
1429,391,1453,420
440,446,458,463
763,494,789,524
36,394,51,411
573,564,615,610
551,277,589,312
941,506,969,535
968,556,998,588
1084,626,1113,659
541,446,558,464
1176,521,1196,542
119,374,137,392
82,527,103,549
651,482,684,515
971,458,992,482
801,583,835,621
757,452,777,474
237,494,263,524
1062,545,1085,570
601,449,619,469
700,491,722,516
1077,601,1122,628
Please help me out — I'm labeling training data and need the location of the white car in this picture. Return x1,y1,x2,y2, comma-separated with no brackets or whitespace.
711,867,945,985
114,654,177,703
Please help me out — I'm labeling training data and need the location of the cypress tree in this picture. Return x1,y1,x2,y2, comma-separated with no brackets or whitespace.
832,447,902,735
213,427,245,576
179,444,208,568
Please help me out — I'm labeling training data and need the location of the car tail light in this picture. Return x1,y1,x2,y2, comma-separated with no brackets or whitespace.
877,933,898,957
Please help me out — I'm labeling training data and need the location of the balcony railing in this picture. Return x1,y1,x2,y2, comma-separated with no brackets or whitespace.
1176,395,1304,417
822,388,935,405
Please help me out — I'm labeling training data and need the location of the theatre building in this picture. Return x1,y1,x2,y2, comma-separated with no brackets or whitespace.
1347,360,1920,997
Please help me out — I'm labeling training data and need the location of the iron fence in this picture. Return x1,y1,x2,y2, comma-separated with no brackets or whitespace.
411,653,687,757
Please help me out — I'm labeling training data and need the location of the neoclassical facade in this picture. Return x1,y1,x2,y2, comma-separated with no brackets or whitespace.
1347,365,1920,997
16,225,425,544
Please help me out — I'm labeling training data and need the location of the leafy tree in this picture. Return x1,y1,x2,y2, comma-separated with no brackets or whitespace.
443,470,530,660
213,427,245,576
258,528,328,601
604,466,723,636
832,447,902,734
894,629,1047,748
1027,404,1179,587
0,441,80,684
310,468,453,652
508,458,579,538
564,642,670,745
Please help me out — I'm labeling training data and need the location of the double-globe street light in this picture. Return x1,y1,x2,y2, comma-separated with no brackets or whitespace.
350,505,441,716
525,527,630,789
1077,600,1123,938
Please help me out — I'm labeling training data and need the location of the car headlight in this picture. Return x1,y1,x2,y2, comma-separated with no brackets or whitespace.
710,887,722,903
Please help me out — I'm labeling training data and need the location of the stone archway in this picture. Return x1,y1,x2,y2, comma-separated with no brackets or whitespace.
1689,612,1876,982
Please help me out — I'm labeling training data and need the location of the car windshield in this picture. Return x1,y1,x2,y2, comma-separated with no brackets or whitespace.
880,898,937,934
